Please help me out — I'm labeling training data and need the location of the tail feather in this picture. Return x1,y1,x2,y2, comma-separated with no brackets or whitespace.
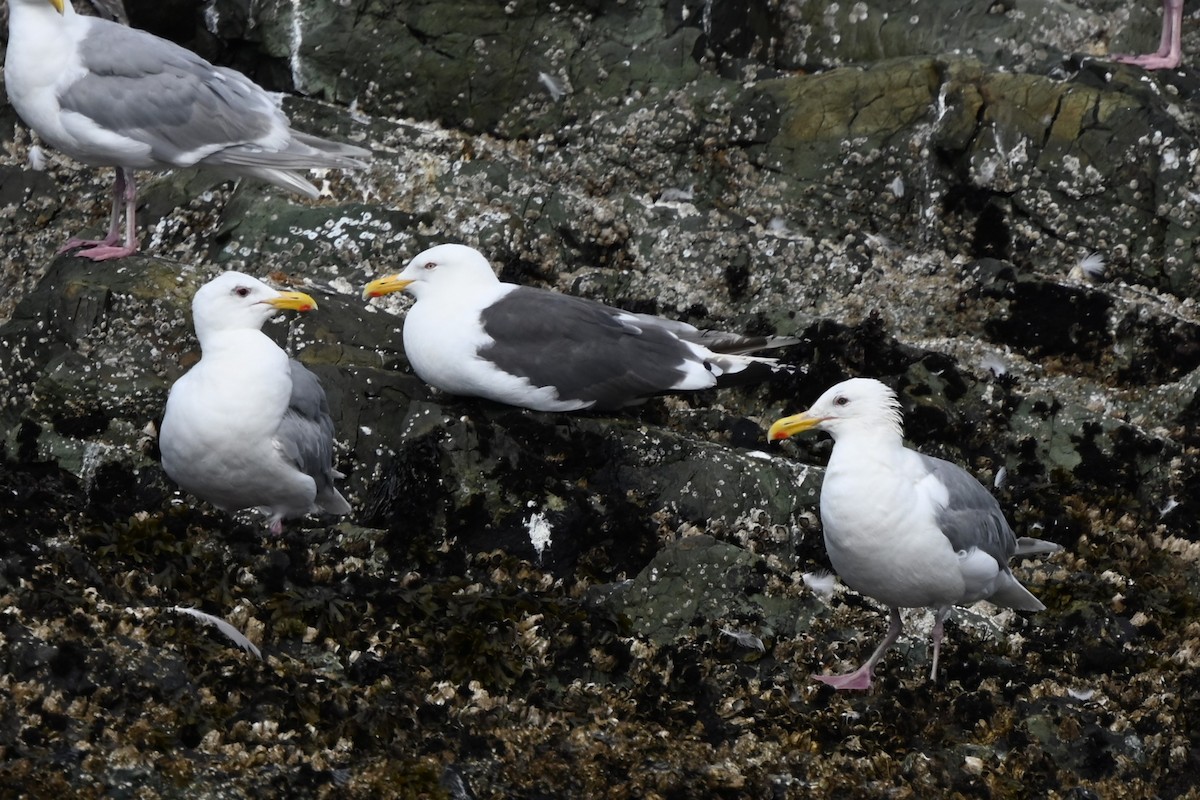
707,354,801,388
199,132,371,174
289,131,373,162
687,331,801,355
317,486,352,516
221,166,321,198
987,574,1046,612
625,312,800,356
1015,536,1061,557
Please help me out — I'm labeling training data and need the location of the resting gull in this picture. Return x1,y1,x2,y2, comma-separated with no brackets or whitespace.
4,0,371,260
1113,0,1185,69
160,272,351,534
768,378,1060,690
362,244,799,412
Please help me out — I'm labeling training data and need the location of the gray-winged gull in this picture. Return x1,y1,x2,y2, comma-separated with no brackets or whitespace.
4,0,371,260
768,378,1060,690
1114,0,1184,69
362,244,799,412
160,272,351,534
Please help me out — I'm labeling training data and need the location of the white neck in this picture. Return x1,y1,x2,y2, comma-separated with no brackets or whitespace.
825,418,903,448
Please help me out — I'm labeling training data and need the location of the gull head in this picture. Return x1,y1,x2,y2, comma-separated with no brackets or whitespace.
768,377,903,442
192,271,316,338
11,0,66,15
363,243,499,301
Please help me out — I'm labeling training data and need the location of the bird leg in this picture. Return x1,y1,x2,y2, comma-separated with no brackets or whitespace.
812,606,904,691
1112,0,1184,70
60,168,142,261
57,168,124,253
929,607,952,682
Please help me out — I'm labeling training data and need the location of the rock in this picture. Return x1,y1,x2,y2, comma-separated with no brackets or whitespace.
2,0,1200,796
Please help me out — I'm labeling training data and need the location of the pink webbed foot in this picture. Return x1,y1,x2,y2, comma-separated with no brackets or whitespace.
812,608,903,691
57,233,121,255
70,242,141,261
811,664,875,691
1112,53,1182,70
1111,0,1184,71
60,167,142,260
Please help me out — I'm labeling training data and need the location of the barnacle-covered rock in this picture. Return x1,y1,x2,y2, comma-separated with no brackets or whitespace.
2,0,1199,797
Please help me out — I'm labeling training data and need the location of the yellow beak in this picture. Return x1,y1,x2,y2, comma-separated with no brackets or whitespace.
767,411,823,441
263,291,318,312
49,0,65,13
362,275,414,300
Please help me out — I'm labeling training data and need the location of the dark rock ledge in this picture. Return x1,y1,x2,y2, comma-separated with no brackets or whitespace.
1,1,1199,796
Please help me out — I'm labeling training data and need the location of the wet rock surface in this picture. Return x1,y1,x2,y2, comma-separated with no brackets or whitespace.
2,0,1200,796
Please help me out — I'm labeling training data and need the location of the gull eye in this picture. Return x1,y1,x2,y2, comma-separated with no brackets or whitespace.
234,286,251,298
834,395,849,407
423,261,438,270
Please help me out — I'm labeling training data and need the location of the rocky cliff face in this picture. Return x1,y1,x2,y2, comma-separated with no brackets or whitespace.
2,1,1198,796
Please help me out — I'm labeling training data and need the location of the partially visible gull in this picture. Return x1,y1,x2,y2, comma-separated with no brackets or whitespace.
160,272,351,534
4,0,371,260
1113,0,1185,69
768,378,1060,691
362,244,799,412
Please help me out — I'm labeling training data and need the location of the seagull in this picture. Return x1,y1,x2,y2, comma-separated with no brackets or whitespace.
768,378,1060,690
4,0,371,260
1113,0,1185,69
159,272,351,534
362,244,799,412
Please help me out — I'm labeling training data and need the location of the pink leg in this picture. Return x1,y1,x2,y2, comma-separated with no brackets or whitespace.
58,168,125,254
60,168,142,260
268,516,285,536
929,607,951,682
812,606,903,691
1113,0,1185,70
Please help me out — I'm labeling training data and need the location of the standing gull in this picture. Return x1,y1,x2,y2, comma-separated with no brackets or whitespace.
4,0,371,260
160,272,351,534
362,244,799,412
768,378,1060,690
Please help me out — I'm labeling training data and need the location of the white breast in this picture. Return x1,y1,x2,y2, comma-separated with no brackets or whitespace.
819,441,967,609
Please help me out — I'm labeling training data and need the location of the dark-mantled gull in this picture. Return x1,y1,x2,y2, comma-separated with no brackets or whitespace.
362,244,799,412
768,378,1060,691
1113,0,1185,69
4,0,371,260
160,272,351,534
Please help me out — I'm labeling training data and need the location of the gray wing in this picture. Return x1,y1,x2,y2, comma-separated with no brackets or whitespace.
277,361,350,513
478,287,699,409
60,18,369,176
917,453,1016,566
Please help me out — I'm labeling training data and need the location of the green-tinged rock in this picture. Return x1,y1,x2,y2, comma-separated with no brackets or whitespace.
3,0,1200,797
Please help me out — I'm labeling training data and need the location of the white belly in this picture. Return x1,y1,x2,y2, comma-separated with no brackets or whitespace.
160,350,314,516
820,452,966,609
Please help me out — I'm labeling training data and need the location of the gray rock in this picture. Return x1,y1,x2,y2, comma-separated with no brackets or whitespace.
2,0,1199,796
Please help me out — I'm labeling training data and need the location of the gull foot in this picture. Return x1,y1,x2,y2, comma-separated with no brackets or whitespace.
58,236,119,255
811,667,874,691
1111,53,1181,70
72,243,140,261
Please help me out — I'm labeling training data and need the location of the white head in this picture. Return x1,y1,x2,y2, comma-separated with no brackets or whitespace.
10,0,68,15
768,377,904,443
191,271,317,344
362,244,500,301
7,0,69,22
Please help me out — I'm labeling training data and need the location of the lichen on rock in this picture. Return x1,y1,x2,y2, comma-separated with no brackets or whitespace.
2,0,1200,796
